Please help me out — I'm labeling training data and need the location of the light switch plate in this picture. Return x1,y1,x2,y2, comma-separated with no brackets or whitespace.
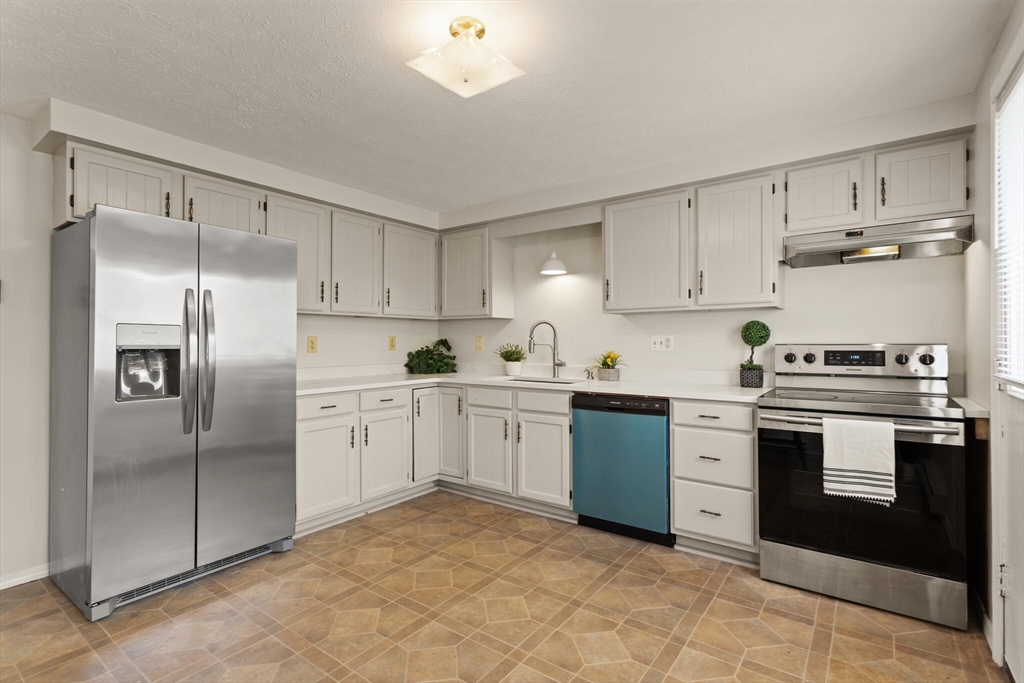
388,336,397,351
475,336,484,352
306,336,318,353
650,335,674,351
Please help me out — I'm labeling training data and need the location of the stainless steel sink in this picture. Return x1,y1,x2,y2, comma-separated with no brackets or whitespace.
509,378,579,384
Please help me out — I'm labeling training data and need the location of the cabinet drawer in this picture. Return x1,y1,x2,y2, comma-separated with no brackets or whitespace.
673,400,752,432
673,427,753,489
673,479,753,546
467,387,513,410
297,393,357,421
516,391,570,415
360,388,410,412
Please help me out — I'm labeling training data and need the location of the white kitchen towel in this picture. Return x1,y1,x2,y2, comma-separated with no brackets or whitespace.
822,418,896,506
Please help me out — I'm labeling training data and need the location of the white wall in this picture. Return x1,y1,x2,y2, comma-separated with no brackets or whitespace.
0,114,52,587
297,315,438,378
439,225,966,393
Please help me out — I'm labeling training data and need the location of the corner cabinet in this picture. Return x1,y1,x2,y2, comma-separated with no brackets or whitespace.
603,192,692,312
384,224,437,319
438,387,466,479
440,227,514,319
412,388,440,483
266,194,330,313
185,175,264,234
875,138,967,221
332,210,383,316
696,174,777,308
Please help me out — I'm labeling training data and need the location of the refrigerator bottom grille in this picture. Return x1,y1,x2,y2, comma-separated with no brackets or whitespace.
113,544,272,607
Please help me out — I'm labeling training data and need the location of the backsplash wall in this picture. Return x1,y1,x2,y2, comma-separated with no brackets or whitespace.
438,224,966,393
296,314,439,378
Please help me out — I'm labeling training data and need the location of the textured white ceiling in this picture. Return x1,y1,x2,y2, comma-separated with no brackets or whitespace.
0,1,1013,214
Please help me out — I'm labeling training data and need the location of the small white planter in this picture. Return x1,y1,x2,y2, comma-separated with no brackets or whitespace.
504,362,522,376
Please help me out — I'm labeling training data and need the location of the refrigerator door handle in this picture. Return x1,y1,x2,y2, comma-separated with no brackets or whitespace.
182,289,199,433
201,289,217,431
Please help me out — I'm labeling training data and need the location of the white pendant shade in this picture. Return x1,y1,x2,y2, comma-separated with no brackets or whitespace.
541,251,567,275
407,28,524,98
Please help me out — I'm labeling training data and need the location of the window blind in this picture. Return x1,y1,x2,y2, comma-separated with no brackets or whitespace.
995,67,1024,385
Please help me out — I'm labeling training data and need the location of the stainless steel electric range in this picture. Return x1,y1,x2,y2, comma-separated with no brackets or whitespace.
757,343,968,629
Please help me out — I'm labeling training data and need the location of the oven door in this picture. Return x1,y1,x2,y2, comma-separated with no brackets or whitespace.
757,410,966,581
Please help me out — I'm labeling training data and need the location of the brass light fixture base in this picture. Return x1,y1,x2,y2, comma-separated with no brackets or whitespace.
449,16,485,39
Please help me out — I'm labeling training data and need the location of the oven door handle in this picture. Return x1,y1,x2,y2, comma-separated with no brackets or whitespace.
761,414,960,436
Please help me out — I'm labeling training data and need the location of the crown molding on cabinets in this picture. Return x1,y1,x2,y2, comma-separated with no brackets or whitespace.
31,98,438,229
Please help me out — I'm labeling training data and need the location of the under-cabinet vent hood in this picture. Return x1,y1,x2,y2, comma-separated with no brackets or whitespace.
784,216,974,268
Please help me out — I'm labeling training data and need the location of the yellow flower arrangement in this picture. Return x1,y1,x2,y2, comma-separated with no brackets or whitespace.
589,350,625,369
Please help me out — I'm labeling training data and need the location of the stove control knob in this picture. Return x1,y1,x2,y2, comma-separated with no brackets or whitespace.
919,353,935,366
895,353,910,365
803,353,817,364
784,352,797,364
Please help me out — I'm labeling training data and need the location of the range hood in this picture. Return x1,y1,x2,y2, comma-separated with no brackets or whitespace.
784,215,974,268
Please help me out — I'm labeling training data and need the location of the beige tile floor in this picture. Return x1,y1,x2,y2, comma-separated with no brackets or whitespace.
0,491,1009,683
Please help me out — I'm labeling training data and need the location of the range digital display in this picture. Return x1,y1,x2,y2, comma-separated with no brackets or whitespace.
825,350,886,366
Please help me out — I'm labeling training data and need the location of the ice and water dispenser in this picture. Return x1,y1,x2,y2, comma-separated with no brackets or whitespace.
115,324,181,401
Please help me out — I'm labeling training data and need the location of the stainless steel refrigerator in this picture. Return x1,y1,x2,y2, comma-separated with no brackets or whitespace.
50,205,297,620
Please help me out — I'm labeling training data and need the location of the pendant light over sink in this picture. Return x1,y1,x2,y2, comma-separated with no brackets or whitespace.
406,16,524,98
540,233,567,275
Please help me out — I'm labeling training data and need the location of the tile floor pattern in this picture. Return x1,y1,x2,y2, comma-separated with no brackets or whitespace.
0,491,1010,683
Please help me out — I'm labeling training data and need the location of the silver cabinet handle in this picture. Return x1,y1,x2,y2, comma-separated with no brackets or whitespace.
182,289,198,434
698,414,720,420
201,289,216,432
700,509,722,517
764,414,960,435
698,455,721,462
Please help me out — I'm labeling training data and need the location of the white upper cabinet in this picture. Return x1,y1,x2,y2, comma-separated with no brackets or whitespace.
332,210,383,316
697,175,775,307
412,388,440,483
439,387,465,480
467,406,513,494
296,415,359,522
185,175,264,234
604,192,691,311
440,227,514,319
266,194,330,313
875,138,967,221
516,412,571,508
67,145,178,222
360,408,410,501
384,224,437,319
785,157,864,233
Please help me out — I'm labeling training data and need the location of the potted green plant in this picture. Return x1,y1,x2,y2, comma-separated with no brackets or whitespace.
588,351,625,381
494,343,527,376
404,339,457,375
740,321,771,388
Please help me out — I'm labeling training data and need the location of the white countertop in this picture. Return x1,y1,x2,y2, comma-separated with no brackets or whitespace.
296,373,769,403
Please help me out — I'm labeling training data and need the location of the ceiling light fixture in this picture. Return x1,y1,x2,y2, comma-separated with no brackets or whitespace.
406,16,524,98
540,233,567,275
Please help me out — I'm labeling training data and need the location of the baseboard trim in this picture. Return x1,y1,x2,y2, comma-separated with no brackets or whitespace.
675,537,759,568
436,482,577,524
295,482,437,537
0,563,50,591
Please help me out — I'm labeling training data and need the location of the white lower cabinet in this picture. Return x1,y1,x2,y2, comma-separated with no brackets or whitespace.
467,406,513,494
296,414,359,523
672,480,754,546
439,387,465,479
360,407,411,501
413,388,440,483
516,412,571,508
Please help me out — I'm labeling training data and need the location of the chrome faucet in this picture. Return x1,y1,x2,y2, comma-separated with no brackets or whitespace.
528,320,567,378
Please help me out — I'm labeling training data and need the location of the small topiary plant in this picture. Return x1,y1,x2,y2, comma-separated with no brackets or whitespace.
740,321,771,370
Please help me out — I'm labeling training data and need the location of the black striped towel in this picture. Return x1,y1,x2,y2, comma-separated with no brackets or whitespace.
822,418,896,506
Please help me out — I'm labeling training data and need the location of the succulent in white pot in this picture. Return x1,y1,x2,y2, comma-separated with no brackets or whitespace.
495,343,527,376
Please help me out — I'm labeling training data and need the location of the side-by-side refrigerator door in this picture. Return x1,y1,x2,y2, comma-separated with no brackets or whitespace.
90,206,199,602
196,224,297,566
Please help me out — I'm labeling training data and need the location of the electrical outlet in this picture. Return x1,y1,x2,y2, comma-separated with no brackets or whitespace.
306,336,318,353
388,336,397,351
650,335,674,351
475,336,484,352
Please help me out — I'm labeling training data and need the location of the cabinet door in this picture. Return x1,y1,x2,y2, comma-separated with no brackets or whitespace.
467,406,513,494
185,175,263,234
413,388,440,482
516,412,571,507
439,387,465,479
296,416,359,522
697,175,774,307
73,147,176,220
332,211,383,315
361,408,410,501
604,192,690,311
441,227,488,318
876,139,967,220
785,157,863,232
266,195,330,313
384,224,437,319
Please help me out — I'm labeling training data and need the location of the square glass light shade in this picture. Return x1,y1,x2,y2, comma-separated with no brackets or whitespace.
407,30,524,98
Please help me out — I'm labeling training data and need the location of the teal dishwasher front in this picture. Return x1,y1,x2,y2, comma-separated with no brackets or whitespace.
571,394,674,545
